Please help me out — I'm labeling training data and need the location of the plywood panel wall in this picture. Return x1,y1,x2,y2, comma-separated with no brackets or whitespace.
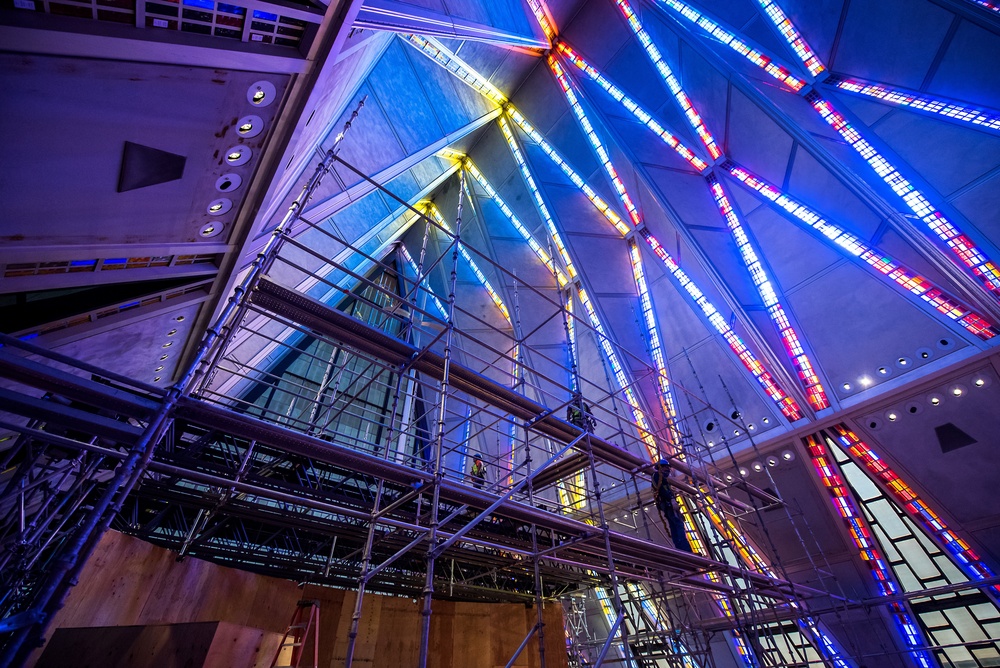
31,531,568,668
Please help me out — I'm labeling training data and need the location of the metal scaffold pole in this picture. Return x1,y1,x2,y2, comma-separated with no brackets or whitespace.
0,97,367,668
417,168,466,668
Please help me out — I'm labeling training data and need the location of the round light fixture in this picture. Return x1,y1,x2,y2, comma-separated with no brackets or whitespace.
738,467,749,477
162,341,172,348
215,173,243,193
155,365,164,372
781,450,795,462
887,411,898,422
224,145,252,166
842,382,851,391
762,417,770,425
937,337,955,350
167,329,177,336
766,455,779,467
207,198,233,216
928,394,942,406
247,81,276,107
160,354,169,361
236,114,264,138
751,461,763,473
200,222,223,238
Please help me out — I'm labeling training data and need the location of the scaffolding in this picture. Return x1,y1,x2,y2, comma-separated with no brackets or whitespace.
1,104,972,668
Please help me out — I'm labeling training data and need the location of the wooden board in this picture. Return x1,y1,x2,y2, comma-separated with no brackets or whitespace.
35,621,281,668
29,531,569,668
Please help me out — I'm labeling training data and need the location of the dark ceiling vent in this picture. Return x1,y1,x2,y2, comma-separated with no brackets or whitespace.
935,423,977,453
117,141,186,192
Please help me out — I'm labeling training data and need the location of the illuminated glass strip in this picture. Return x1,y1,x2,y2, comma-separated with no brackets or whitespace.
612,0,722,159
806,91,1000,298
629,241,683,448
641,230,803,420
544,54,806,420
523,0,556,41
555,42,709,171
626,583,701,667
595,588,636,666
967,0,1000,12
504,110,803,420
426,203,512,323
548,55,645,227
752,0,825,76
832,424,1000,596
497,115,577,278
563,297,588,511
398,243,449,319
578,286,661,460
707,176,829,410
426,203,520,486
703,501,852,668
506,109,631,237
653,0,806,91
725,162,998,340
404,34,508,106
827,75,1000,132
464,160,568,287
805,434,936,667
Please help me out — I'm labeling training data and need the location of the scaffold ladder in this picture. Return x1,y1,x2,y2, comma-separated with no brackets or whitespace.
271,599,321,668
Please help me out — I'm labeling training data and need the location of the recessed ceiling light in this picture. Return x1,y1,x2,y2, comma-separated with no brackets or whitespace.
207,198,232,216
738,467,749,477
842,382,851,390
247,81,276,107
952,387,963,397
155,366,163,372
781,450,795,461
215,173,243,193
236,115,264,138
167,329,177,336
878,366,888,376
887,412,897,421
162,341,172,348
929,396,941,406
761,417,769,425
200,222,223,238
154,376,161,382
747,423,756,432
860,376,872,387
160,354,169,361
175,315,185,322
751,461,763,472
224,145,252,166
974,378,985,387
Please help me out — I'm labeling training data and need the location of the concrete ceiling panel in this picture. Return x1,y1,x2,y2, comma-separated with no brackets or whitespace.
834,0,952,88
560,0,634,69
739,195,844,292
951,172,1000,249
784,261,966,401
928,19,1000,105
367,41,447,153
870,106,1000,200
52,300,204,385
852,363,1000,525
727,87,797,186
785,148,884,242
0,54,287,247
602,39,673,117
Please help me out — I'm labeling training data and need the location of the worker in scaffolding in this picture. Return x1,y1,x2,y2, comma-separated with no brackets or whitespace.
470,453,487,490
651,459,693,553
566,392,596,433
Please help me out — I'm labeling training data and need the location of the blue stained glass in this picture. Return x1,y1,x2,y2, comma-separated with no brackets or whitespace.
104,258,127,264
252,9,277,20
70,259,97,266
183,0,214,8
216,3,245,14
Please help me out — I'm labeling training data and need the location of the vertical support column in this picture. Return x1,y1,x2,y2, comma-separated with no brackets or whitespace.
417,168,466,668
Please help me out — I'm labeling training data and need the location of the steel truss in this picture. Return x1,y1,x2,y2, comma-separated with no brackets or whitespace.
0,107,864,668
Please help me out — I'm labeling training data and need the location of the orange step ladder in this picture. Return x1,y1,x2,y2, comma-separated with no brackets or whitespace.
270,599,320,668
